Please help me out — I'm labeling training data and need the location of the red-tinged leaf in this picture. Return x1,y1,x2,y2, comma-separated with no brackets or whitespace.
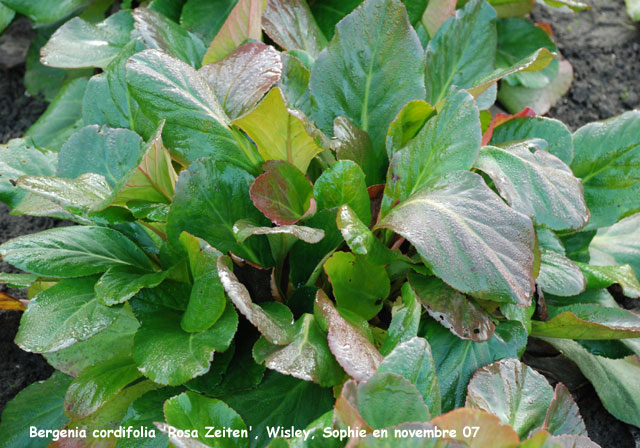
314,290,382,381
409,273,495,342
465,359,554,438
429,408,520,448
421,0,456,38
250,161,315,225
262,0,327,58
199,42,282,120
0,292,26,311
202,0,266,65
334,380,373,432
521,430,599,448
535,22,554,38
481,107,536,145
543,383,587,436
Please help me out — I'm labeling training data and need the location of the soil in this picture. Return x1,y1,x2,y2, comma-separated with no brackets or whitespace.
1,2,639,447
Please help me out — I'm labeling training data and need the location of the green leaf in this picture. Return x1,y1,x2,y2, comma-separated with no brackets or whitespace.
165,391,247,448
126,49,261,171
148,0,186,22
543,383,587,436
179,232,226,332
466,358,554,439
531,303,640,339
314,290,382,381
571,111,640,230
307,0,359,40
542,337,640,428
58,380,157,446
380,283,421,356
118,387,182,448
336,205,396,265
0,226,152,277
277,52,311,115
44,306,139,377
0,138,56,209
234,87,323,173
382,88,481,215
221,371,334,448
132,285,238,385
324,252,390,320
65,356,142,419
498,58,573,116
423,319,527,412
379,170,535,305
424,0,497,105
0,372,72,448
309,0,425,173
409,273,495,342
385,100,435,159
41,11,134,69
496,18,558,89
202,0,265,64
24,31,87,102
25,77,88,151
378,337,441,416
576,262,640,298
468,48,555,103
0,0,84,23
250,161,315,225
15,277,121,353
253,313,345,386
487,0,534,17
95,267,169,306
115,122,178,205
314,160,371,226
133,8,206,68
475,141,588,230
217,255,294,344
542,0,591,12
489,116,573,165
199,42,282,120
262,0,327,58
589,213,640,279
180,0,238,43
332,116,381,185
0,3,14,34
82,39,155,138
16,173,113,216
202,338,266,396
57,124,145,192
626,0,640,21
0,272,38,289
167,158,272,267
537,249,586,297
357,373,431,429
289,209,343,287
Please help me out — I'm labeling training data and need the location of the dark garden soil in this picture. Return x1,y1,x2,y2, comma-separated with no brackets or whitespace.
1,2,639,446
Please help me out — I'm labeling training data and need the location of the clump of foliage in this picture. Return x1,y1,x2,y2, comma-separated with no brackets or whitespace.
1,0,639,447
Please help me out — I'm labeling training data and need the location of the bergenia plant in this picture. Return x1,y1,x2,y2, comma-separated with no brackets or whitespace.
0,0,639,447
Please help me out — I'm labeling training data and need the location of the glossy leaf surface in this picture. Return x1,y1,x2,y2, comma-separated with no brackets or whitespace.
475,141,588,230
234,88,323,173
15,277,121,353
571,111,640,230
199,42,282,120
379,171,535,305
